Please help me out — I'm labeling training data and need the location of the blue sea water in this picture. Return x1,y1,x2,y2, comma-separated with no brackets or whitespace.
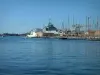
0,36,100,75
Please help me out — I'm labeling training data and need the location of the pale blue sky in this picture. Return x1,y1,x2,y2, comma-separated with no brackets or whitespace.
0,0,100,33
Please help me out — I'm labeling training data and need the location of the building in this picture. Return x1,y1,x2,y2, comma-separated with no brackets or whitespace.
43,22,59,37
72,24,83,36
94,30,100,36
88,30,95,36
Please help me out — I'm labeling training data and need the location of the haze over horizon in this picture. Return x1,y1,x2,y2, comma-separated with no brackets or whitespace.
0,0,100,33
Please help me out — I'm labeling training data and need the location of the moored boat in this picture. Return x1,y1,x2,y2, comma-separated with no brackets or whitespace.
87,37,100,41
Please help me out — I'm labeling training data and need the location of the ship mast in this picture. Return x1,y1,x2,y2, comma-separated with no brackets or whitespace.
49,18,52,24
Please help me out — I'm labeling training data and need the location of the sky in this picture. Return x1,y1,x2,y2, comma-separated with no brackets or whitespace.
0,0,100,33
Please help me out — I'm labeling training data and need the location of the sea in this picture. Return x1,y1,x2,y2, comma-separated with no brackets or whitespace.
0,36,100,75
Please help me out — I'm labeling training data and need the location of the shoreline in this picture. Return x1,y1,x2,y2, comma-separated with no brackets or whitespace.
1,35,100,41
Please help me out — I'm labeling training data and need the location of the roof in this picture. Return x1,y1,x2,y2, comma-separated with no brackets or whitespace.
44,22,57,31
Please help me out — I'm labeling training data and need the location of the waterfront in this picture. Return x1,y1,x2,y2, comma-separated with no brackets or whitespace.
0,36,100,75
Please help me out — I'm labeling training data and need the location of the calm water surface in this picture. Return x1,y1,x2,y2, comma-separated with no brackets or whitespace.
0,36,100,75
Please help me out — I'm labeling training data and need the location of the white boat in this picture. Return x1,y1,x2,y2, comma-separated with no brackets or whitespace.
27,31,37,38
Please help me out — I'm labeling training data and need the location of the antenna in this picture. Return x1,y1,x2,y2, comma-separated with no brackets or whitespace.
49,18,51,23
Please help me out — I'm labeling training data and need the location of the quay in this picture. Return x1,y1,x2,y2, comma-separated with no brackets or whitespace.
26,21,100,41
1,17,100,41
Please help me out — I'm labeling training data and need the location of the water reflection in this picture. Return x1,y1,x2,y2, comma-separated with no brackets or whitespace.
0,37,100,75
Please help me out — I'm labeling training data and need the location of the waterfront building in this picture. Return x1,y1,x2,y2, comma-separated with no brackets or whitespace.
87,30,95,37
43,22,59,37
84,30,100,37
71,24,84,36
94,30,100,36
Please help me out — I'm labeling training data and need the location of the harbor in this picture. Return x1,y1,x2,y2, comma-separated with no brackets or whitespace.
0,16,100,41
1,0,100,75
26,17,100,41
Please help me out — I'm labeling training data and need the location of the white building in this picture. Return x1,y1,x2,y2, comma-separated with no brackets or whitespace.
43,22,59,36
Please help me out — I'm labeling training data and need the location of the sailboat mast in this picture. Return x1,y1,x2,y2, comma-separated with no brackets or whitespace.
92,19,95,30
97,16,99,30
73,15,74,25
86,16,87,31
68,15,70,29
62,22,64,30
87,16,90,31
